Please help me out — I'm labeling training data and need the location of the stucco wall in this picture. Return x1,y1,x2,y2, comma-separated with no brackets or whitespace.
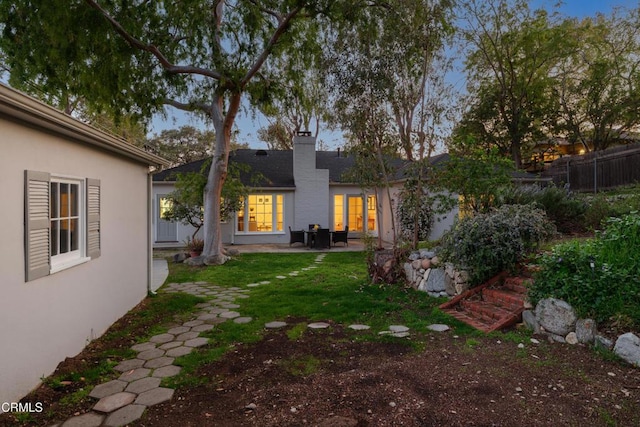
0,117,150,404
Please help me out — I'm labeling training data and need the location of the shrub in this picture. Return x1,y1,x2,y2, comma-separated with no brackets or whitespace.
440,204,556,285
496,184,587,233
529,212,640,327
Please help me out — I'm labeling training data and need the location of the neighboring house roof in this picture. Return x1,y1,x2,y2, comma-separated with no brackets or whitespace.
0,83,170,168
153,149,451,187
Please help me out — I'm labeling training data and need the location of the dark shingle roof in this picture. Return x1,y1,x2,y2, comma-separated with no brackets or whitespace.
153,149,449,187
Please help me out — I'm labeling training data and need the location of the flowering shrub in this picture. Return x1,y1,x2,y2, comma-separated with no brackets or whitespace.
529,212,640,327
440,204,556,285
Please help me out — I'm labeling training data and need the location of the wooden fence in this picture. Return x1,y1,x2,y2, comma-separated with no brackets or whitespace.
542,143,640,192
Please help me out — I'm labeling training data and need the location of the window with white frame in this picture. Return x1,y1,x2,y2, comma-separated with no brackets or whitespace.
236,194,283,233
25,171,100,281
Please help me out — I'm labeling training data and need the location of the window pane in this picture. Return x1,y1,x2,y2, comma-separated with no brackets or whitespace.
51,220,59,256
367,195,377,231
60,219,70,254
348,196,363,232
70,183,78,217
60,183,69,217
333,195,344,231
70,218,79,251
237,199,245,231
50,182,58,219
276,195,283,231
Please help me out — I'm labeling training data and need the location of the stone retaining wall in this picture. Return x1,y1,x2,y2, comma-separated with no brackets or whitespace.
404,250,470,297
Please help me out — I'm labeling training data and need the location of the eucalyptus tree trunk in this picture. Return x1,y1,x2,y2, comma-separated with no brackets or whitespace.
202,93,241,264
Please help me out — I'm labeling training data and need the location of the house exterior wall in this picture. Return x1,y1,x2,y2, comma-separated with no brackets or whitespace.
0,117,151,404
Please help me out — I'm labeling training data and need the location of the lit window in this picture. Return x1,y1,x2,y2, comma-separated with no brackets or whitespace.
236,194,283,233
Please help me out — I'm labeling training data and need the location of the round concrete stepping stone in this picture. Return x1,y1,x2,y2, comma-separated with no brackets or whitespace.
427,324,450,332
247,283,260,287
220,303,240,309
260,281,271,284
308,322,330,329
265,321,287,329
184,337,209,348
137,348,165,360
176,331,199,341
149,333,175,344
391,332,411,338
166,346,194,358
191,324,214,333
130,342,157,353
152,365,182,378
167,326,191,335
158,341,183,350
197,313,219,321
125,377,161,394
218,295,235,300
233,316,253,324
114,359,145,372
93,392,136,413
183,320,204,327
208,307,228,314
144,356,175,369
348,324,371,331
276,275,287,279
389,325,410,333
219,311,240,319
89,380,127,399
118,368,151,383
195,302,212,308
235,294,250,299
203,317,227,325
61,411,105,427
134,387,175,406
103,404,146,427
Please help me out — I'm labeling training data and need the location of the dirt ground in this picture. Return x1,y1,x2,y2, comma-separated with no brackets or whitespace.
135,322,640,427
3,312,640,427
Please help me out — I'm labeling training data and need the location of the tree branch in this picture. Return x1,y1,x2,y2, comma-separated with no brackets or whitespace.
164,98,213,115
84,0,223,80
240,5,303,87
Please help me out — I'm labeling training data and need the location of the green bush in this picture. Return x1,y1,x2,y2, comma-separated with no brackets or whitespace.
529,212,640,327
440,204,556,285
496,184,587,233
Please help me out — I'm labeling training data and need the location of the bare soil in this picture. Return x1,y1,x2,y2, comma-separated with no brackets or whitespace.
3,312,640,426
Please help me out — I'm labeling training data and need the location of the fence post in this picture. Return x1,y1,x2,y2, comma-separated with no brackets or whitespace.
593,152,597,194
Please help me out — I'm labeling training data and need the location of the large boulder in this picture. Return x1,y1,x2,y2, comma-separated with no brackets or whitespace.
613,333,640,367
535,298,577,336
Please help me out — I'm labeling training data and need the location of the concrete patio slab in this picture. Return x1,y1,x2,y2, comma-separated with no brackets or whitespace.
89,380,127,399
125,377,161,394
103,404,146,427
134,387,175,406
93,392,136,413
61,411,105,427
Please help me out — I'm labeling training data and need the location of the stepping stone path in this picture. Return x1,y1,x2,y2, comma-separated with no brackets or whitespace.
53,252,450,426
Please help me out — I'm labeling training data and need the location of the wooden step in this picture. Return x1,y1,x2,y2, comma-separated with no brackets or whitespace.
482,288,525,310
439,271,532,333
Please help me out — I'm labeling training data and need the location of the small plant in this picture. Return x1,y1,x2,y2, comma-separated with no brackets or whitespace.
440,204,556,285
185,237,205,255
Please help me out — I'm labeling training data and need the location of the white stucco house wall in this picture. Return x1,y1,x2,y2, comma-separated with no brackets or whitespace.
0,84,169,405
152,134,456,247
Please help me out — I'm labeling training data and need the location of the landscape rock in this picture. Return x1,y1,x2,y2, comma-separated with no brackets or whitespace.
184,255,205,266
445,274,456,296
565,332,578,345
430,256,440,266
613,333,640,367
454,282,470,295
421,258,431,270
419,250,436,259
425,268,446,292
575,318,597,343
522,310,540,334
535,298,577,336
595,335,614,350
204,254,230,265
172,252,189,263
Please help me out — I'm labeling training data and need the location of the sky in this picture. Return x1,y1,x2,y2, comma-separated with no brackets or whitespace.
149,0,639,150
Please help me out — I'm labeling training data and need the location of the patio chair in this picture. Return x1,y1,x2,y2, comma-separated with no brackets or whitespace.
332,226,349,246
289,226,305,246
314,228,331,249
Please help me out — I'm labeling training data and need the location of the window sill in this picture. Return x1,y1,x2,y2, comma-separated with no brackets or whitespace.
50,256,91,274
